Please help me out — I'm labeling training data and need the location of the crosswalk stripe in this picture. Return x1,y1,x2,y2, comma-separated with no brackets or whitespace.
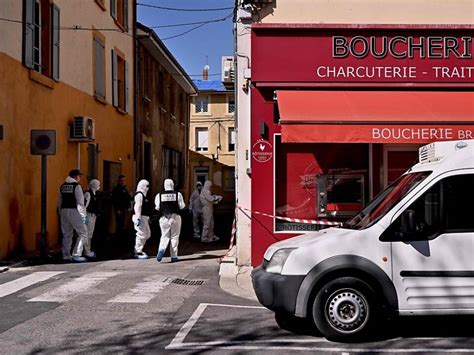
28,271,118,302
108,276,171,303
0,271,65,298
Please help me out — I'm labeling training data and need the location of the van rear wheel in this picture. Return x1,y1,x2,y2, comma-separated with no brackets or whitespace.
312,277,379,341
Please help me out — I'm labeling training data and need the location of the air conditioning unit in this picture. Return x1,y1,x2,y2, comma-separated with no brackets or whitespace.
69,116,95,141
222,56,235,84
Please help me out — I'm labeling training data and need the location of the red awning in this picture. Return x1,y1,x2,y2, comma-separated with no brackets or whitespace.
278,91,474,143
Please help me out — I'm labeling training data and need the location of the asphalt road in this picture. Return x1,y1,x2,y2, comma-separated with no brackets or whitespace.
0,248,473,354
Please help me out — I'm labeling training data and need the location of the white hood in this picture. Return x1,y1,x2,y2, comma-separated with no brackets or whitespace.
264,227,354,260
89,179,100,193
137,179,149,195
164,178,174,191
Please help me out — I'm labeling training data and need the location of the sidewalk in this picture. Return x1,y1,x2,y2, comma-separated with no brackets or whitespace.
218,246,257,301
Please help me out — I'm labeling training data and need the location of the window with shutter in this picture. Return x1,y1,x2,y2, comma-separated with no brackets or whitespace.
94,33,106,100
23,0,60,80
111,0,128,31
196,128,209,152
195,96,209,114
112,48,128,112
228,127,236,152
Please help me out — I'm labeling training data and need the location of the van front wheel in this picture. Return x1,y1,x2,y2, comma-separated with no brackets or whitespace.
312,277,379,341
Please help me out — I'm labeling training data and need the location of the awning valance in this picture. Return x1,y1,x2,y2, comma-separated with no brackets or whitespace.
278,91,474,144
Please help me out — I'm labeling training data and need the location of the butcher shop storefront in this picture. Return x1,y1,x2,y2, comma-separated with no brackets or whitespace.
250,24,474,265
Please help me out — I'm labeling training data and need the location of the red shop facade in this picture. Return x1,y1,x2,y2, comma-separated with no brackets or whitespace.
250,24,474,266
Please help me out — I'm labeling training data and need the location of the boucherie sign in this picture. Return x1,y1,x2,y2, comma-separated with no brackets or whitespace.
251,26,474,85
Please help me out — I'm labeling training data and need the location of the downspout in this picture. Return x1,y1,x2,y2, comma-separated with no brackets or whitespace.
133,0,139,186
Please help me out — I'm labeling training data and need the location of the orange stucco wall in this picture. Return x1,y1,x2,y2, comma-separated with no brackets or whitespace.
0,53,134,258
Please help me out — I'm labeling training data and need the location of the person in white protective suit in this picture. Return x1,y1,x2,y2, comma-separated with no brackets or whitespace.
199,180,222,243
189,181,203,240
132,179,152,259
155,179,185,262
58,169,88,263
73,179,100,260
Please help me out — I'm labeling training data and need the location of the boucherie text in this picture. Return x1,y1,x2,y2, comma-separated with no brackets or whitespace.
333,36,472,59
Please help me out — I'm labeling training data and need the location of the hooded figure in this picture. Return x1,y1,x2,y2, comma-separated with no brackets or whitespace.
132,179,151,259
58,170,88,263
155,179,185,262
73,179,100,260
199,180,222,243
189,181,203,239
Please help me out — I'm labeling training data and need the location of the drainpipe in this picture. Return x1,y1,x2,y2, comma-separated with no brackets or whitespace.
133,0,139,186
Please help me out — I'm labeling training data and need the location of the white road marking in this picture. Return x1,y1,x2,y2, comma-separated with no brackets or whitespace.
108,276,171,303
0,271,65,298
167,303,266,349
166,303,474,353
28,272,118,302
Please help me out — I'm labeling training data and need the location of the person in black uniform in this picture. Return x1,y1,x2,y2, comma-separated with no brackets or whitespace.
155,179,185,262
111,175,130,238
58,169,88,263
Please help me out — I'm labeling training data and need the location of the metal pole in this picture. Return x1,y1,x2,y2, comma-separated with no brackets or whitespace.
40,154,47,259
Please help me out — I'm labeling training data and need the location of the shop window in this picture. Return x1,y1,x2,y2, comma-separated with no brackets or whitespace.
23,0,60,81
227,96,235,114
196,128,209,151
224,167,235,191
112,49,129,112
274,136,369,232
195,96,209,114
228,127,235,152
93,32,106,100
110,0,128,31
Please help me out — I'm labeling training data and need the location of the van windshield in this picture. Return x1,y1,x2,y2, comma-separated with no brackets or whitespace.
343,171,431,230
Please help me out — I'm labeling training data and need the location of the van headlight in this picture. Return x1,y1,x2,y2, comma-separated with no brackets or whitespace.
265,248,296,274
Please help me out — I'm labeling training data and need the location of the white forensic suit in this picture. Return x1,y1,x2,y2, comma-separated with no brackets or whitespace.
58,177,88,262
132,179,151,259
189,181,203,239
73,179,100,259
199,180,222,243
155,179,185,262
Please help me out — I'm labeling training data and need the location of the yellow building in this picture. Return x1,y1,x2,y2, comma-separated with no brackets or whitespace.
189,71,236,213
0,0,135,258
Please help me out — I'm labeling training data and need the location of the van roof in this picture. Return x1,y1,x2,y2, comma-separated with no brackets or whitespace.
410,139,474,173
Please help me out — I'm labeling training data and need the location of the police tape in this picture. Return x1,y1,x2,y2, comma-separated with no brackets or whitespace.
220,210,237,260
237,205,342,226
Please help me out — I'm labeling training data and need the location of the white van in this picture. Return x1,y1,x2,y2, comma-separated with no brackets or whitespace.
252,139,474,341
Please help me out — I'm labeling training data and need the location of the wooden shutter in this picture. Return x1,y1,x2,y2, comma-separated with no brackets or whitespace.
112,49,118,107
124,60,129,112
94,37,105,98
52,4,60,81
124,0,129,31
23,0,35,69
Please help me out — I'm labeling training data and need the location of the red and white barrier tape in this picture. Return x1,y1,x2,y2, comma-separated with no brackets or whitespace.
221,211,237,260
237,205,342,226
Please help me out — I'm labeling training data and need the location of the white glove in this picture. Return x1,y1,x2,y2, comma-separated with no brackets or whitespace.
132,215,141,226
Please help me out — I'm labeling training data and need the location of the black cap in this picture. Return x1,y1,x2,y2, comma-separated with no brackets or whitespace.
68,169,83,178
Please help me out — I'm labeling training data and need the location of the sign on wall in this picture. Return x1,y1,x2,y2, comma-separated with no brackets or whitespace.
252,26,474,86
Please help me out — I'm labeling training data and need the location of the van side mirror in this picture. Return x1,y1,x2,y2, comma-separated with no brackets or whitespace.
399,209,416,240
